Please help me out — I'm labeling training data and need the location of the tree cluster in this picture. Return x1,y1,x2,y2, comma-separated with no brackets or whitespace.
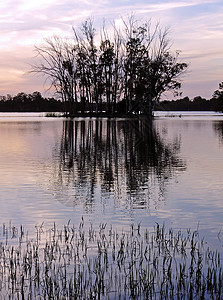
32,17,187,116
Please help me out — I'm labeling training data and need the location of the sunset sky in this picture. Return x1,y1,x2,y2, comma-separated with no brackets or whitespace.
0,0,222,100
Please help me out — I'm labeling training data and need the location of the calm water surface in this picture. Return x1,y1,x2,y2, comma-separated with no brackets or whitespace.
0,112,223,249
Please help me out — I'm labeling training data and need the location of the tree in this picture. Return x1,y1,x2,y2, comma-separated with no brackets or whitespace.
122,17,187,116
211,82,223,112
31,17,187,117
32,36,78,113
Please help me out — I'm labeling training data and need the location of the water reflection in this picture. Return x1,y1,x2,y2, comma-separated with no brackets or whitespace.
214,121,223,145
52,119,186,210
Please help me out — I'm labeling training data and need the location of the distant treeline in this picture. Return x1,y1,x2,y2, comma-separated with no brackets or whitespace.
156,94,223,112
0,92,64,112
0,90,222,113
0,91,110,113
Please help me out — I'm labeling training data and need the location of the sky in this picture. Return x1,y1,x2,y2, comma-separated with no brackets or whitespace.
0,0,222,100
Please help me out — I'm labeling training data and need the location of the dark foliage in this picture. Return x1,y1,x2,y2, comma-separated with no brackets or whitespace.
0,92,64,112
156,90,223,112
1,86,222,113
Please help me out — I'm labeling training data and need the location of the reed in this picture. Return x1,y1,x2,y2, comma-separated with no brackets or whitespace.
0,221,222,299
45,112,61,117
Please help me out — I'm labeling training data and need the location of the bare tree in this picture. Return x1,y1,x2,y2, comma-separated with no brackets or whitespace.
32,36,78,113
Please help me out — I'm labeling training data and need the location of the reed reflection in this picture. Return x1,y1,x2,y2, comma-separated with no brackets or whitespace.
53,119,186,210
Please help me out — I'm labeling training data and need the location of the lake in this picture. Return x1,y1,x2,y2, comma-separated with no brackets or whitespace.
0,111,223,250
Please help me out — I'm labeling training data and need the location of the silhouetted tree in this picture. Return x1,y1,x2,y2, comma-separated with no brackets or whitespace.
122,17,187,116
32,36,78,113
211,82,223,112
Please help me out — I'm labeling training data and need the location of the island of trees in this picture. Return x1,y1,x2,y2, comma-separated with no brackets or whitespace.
0,17,222,115
30,17,187,117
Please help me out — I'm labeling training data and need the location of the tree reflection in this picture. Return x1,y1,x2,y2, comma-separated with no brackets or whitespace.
53,118,186,210
214,121,223,145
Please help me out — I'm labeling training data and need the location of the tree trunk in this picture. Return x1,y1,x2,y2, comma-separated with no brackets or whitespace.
142,101,153,120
